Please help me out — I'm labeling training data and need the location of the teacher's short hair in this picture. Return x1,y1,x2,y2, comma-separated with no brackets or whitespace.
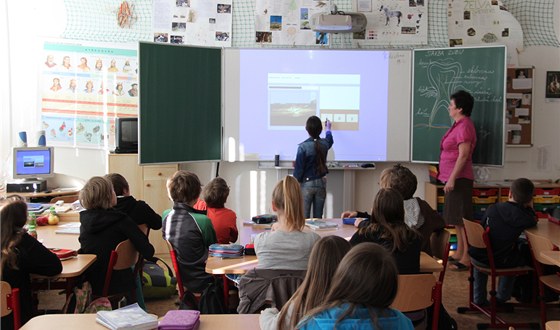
451,90,474,117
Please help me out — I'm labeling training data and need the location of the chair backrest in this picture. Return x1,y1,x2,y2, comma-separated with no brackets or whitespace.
391,273,441,330
237,268,306,314
463,219,487,249
165,239,186,301
525,231,556,266
430,229,451,282
1,281,21,330
49,194,80,204
101,240,140,296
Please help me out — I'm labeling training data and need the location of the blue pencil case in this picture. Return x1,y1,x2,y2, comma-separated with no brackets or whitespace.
343,218,356,225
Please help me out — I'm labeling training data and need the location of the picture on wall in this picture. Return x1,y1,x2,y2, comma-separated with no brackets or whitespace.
545,71,560,98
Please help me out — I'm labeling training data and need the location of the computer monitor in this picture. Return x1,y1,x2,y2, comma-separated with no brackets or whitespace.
13,147,54,180
115,117,138,153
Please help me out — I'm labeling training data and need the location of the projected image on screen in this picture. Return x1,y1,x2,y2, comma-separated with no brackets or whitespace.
268,73,360,130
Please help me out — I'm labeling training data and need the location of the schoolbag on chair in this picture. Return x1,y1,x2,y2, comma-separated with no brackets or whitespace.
142,257,178,299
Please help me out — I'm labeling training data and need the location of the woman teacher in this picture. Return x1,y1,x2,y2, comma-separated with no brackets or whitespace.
293,116,333,219
439,90,476,271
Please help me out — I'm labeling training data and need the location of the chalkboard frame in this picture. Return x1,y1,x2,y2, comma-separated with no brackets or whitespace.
139,42,222,165
410,45,506,166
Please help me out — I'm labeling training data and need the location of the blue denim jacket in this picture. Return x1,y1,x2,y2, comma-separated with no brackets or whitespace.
293,131,333,183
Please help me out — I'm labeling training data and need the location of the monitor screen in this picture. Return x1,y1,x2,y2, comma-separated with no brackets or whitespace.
13,147,54,179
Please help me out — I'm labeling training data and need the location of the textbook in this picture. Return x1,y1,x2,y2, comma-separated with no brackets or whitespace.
305,220,338,230
96,303,158,330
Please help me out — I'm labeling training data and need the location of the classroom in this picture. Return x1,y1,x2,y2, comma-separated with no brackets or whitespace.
1,0,560,329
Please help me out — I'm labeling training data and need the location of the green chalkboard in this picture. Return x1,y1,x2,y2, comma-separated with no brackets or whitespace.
411,46,506,166
139,42,221,164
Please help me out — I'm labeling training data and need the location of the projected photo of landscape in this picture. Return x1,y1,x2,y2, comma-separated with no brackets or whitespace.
269,89,318,127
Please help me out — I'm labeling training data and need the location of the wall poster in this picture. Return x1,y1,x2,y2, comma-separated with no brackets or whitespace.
506,67,533,146
352,0,428,46
41,40,138,149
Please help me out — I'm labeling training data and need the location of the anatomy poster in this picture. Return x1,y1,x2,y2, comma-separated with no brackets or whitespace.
254,0,331,46
41,40,137,149
152,0,233,47
352,0,428,46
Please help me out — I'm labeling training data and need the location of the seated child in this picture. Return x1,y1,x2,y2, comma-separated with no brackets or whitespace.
201,177,238,244
259,236,351,330
1,196,62,329
297,242,414,329
342,164,444,254
163,170,217,293
254,175,320,270
105,173,162,230
78,176,155,298
349,188,421,274
469,178,537,305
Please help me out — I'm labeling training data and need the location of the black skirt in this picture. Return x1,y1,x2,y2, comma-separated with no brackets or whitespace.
443,178,474,225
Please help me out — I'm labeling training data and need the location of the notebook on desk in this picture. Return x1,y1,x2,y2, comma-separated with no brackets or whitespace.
55,222,80,235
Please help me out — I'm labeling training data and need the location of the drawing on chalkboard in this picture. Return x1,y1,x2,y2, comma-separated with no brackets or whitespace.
416,59,466,129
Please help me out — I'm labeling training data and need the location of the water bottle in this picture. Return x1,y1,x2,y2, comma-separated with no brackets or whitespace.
28,213,38,239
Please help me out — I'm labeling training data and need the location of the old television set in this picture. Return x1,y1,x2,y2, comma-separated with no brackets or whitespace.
115,117,138,153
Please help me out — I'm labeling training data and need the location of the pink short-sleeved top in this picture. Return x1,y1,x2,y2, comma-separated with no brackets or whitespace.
438,116,477,182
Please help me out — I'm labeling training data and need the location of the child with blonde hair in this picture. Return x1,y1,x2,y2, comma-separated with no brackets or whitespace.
254,175,320,270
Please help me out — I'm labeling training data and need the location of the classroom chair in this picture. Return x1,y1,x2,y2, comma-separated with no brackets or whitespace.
1,281,21,330
430,229,451,283
164,239,201,308
525,231,560,330
237,268,305,314
546,321,560,330
391,273,441,329
102,239,141,306
458,219,538,329
49,194,80,204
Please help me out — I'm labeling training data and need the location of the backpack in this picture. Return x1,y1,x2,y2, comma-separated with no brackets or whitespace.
142,257,177,299
198,277,226,314
63,281,112,314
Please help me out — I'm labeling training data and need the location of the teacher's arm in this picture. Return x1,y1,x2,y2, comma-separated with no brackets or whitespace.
443,142,471,193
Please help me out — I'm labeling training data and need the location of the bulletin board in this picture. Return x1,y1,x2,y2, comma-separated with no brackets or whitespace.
506,67,534,146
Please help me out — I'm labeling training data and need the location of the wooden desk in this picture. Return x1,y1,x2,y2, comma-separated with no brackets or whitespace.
540,251,560,267
32,254,96,279
20,313,260,330
14,188,80,201
546,321,560,330
36,223,81,250
525,220,560,247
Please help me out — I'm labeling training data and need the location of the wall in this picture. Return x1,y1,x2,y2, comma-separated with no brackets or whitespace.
2,1,560,220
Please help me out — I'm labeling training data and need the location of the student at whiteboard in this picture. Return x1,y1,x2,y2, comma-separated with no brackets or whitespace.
293,116,333,219
438,90,476,272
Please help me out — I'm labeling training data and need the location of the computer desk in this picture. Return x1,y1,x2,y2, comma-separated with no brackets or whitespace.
12,187,80,202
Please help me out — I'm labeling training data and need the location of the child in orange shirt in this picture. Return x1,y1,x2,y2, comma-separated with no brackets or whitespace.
202,177,238,244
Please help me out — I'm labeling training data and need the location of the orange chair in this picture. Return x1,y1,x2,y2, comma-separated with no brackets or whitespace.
458,219,538,329
102,239,141,301
391,273,442,329
525,231,560,330
164,239,202,308
1,281,21,330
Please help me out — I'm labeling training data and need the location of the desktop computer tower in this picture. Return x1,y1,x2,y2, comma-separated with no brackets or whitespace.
7,180,47,193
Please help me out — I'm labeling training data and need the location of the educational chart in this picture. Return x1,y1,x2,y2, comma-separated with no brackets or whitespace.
447,0,522,63
152,0,232,47
41,40,138,149
411,46,506,166
254,0,331,46
352,0,428,46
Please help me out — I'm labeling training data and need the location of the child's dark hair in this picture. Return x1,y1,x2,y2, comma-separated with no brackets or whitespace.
202,177,230,208
451,90,474,116
167,170,202,204
510,178,534,205
300,242,399,328
105,173,129,196
305,116,327,175
361,188,420,252
379,164,417,200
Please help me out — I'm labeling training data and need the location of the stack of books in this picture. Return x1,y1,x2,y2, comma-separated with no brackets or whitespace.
96,303,158,330
158,310,200,330
208,243,244,258
305,219,339,230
